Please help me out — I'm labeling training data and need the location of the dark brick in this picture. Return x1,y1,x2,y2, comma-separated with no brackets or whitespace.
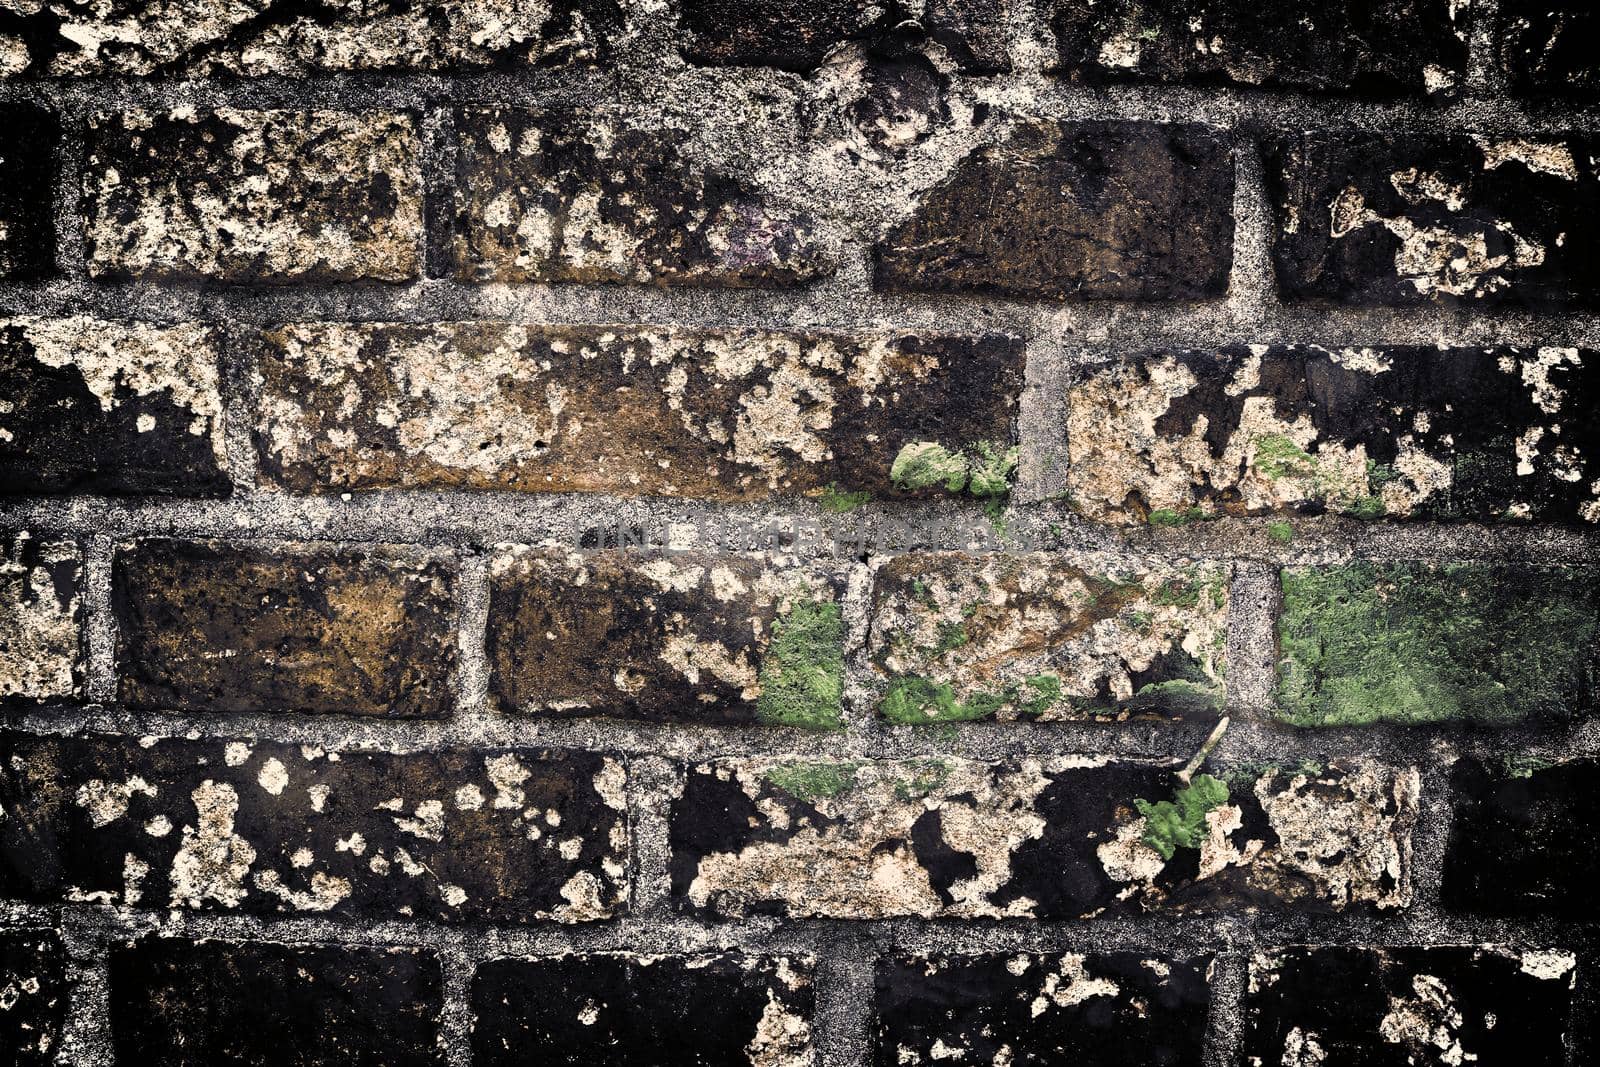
472,953,814,1066
452,108,834,286
1052,0,1469,97
109,939,443,1067
1269,130,1600,308
672,757,1416,918
0,732,629,922
679,0,1009,72
867,553,1228,723
1241,946,1577,1066
1441,756,1600,916
84,109,421,283
0,931,66,1067
875,120,1234,301
253,323,1023,500
874,952,1211,1066
1277,563,1600,726
1068,345,1600,525
489,550,845,728
111,539,458,717
0,317,229,496
0,105,55,279
0,533,80,702
1499,0,1599,98
0,0,626,76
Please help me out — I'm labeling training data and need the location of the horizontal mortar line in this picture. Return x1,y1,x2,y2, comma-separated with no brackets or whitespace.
4,904,1596,958
3,496,1599,560
0,71,1596,133
1,708,1589,769
3,278,1600,347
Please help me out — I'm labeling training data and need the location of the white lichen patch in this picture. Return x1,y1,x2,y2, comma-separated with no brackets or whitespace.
169,780,257,909
74,776,157,828
0,535,81,699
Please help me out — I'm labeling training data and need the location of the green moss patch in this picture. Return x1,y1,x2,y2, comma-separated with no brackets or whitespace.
764,761,859,801
1276,562,1600,726
890,440,1018,503
756,597,845,730
880,672,1069,724
818,483,872,512
1135,774,1229,861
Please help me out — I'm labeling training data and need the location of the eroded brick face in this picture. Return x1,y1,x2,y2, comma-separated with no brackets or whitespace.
111,539,459,716
1051,0,1470,97
0,318,229,496
875,120,1235,300
84,109,422,283
1269,130,1600,307
1067,345,1600,525
1498,0,1599,98
874,952,1212,1067
0,105,55,279
0,732,629,922
254,323,1022,499
110,939,444,1066
0,533,80,702
0,931,66,1066
471,954,815,1066
672,758,1417,919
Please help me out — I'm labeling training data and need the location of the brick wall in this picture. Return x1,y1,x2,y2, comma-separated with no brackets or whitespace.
1,1,1598,1064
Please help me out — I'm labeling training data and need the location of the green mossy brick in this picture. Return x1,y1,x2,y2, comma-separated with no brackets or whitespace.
1276,562,1600,726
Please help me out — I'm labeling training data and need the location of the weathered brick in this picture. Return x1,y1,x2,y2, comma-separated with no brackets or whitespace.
1277,563,1600,726
1440,756,1600,916
0,0,624,76
0,534,80,702
868,553,1228,723
111,539,458,716
253,323,1023,499
472,953,814,1066
1499,0,1598,98
0,732,628,922
0,105,55,279
84,109,421,283
452,108,833,286
1241,946,1577,1066
1051,0,1469,97
0,317,228,496
1068,345,1600,525
1269,130,1600,307
489,549,845,728
0,931,66,1067
672,757,1416,918
875,120,1234,301
874,952,1211,1066
109,939,443,1066
679,0,1009,72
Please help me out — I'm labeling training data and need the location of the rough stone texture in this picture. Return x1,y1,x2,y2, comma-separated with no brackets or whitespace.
874,952,1211,1067
0,317,229,496
1067,345,1600,525
0,931,66,1067
253,323,1023,500
1499,0,1599,99
867,553,1229,723
452,108,834,287
1277,563,1600,726
109,939,443,1066
875,120,1234,301
1440,756,1600,917
0,732,629,922
672,757,1417,919
111,539,458,716
679,0,1009,72
1241,946,1577,1067
1051,0,1469,97
472,953,814,1066
84,109,422,283
1268,130,1600,308
0,105,54,279
0,533,80,702
0,0,625,77
489,549,845,727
